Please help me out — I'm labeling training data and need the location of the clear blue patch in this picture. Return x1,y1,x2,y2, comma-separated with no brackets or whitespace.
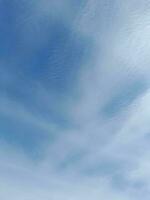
102,80,146,118
24,21,89,92
0,0,92,93
0,113,50,159
0,0,93,135
0,0,30,56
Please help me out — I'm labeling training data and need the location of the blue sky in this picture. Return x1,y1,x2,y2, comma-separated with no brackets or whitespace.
0,0,150,199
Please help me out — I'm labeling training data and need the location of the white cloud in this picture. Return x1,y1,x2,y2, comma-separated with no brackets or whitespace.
1,0,150,199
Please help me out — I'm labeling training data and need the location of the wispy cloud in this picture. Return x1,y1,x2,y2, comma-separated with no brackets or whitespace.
0,0,150,199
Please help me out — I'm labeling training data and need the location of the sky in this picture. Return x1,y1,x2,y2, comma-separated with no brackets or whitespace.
0,0,150,199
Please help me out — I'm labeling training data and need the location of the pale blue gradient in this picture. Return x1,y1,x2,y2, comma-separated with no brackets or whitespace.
0,1,150,200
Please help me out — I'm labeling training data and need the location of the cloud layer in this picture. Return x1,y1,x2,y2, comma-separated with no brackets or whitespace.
0,0,150,199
